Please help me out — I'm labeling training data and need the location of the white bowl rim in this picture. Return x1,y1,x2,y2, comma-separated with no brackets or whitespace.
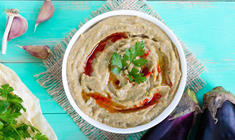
62,10,187,134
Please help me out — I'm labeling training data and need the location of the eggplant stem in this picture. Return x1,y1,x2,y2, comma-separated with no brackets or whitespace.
2,16,14,54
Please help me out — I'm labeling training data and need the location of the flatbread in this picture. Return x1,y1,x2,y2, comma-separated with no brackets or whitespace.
0,63,57,140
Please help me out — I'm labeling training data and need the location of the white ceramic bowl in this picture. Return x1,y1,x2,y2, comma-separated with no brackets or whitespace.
62,10,187,134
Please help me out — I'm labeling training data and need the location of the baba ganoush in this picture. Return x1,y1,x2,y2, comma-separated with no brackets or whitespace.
67,15,181,128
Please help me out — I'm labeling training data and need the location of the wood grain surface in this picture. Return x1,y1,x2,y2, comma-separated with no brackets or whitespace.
0,1,234,140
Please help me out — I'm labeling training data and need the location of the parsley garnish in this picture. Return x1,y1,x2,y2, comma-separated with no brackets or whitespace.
0,84,49,140
111,41,148,84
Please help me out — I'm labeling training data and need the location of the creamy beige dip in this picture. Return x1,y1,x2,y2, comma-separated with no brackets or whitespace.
67,16,181,128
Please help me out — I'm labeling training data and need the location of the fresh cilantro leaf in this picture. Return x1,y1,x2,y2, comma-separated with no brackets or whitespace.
0,100,9,114
33,133,49,140
0,133,3,140
135,41,145,57
0,111,21,123
7,94,26,112
111,52,122,68
128,68,147,84
7,94,23,104
133,58,147,67
122,57,128,68
29,126,48,140
29,125,38,133
130,46,136,60
122,49,131,67
133,73,147,84
0,84,26,114
128,69,137,83
130,67,139,75
124,48,131,60
0,84,49,140
0,121,3,130
112,67,121,75
2,125,19,139
128,74,134,82
0,84,13,98
17,124,31,138
111,52,123,75
111,41,149,84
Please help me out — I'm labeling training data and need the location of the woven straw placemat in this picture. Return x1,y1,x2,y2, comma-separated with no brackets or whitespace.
35,0,206,139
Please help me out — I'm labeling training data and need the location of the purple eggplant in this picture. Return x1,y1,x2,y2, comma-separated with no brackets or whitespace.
142,89,201,140
197,87,235,140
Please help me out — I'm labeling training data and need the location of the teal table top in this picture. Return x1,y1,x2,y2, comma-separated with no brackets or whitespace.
0,1,234,140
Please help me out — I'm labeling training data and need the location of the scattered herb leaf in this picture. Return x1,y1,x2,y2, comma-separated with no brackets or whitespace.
128,68,146,84
0,121,3,130
0,84,48,140
0,100,9,114
111,41,148,84
111,52,122,70
133,58,147,67
112,67,121,75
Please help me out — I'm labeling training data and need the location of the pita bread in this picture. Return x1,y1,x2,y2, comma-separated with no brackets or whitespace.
0,63,57,140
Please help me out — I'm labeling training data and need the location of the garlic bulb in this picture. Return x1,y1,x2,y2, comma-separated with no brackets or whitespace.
2,9,28,54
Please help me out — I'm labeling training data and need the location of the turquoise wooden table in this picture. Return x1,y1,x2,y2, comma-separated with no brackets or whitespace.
0,1,234,140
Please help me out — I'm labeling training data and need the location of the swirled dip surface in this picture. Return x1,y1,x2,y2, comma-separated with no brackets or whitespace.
67,16,181,128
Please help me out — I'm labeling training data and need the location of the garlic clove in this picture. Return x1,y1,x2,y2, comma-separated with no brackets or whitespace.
35,0,54,32
20,45,51,59
8,14,28,41
2,9,28,54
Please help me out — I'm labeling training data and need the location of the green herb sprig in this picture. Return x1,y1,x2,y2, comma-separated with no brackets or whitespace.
111,41,148,84
0,84,48,140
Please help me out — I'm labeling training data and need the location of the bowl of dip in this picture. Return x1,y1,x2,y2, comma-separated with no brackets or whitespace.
62,10,187,134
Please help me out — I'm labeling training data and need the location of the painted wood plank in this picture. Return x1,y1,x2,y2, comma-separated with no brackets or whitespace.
1,1,234,103
0,1,235,139
2,62,66,113
43,113,88,140
147,1,235,104
0,1,104,62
